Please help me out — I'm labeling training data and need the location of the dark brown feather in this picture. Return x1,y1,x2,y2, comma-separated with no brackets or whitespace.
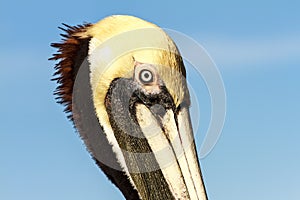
49,23,92,119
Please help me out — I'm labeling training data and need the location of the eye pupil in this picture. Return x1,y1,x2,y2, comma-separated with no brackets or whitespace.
139,69,153,84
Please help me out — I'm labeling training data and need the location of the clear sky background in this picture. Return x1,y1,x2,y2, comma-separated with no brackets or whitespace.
1,0,300,199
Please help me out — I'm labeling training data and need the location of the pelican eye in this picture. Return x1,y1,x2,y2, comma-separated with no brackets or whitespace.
139,69,154,84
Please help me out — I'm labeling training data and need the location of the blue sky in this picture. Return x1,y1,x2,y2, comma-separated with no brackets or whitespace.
1,0,300,199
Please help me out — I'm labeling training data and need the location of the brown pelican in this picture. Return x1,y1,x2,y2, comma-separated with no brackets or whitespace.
50,15,208,200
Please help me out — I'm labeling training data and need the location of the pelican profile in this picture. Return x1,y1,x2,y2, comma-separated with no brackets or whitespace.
50,15,208,200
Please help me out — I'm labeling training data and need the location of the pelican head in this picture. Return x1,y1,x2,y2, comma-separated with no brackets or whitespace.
50,15,207,200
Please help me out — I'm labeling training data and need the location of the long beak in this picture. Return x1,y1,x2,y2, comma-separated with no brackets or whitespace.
134,104,208,200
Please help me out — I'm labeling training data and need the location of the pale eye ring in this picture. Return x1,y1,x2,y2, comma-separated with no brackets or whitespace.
139,69,154,84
